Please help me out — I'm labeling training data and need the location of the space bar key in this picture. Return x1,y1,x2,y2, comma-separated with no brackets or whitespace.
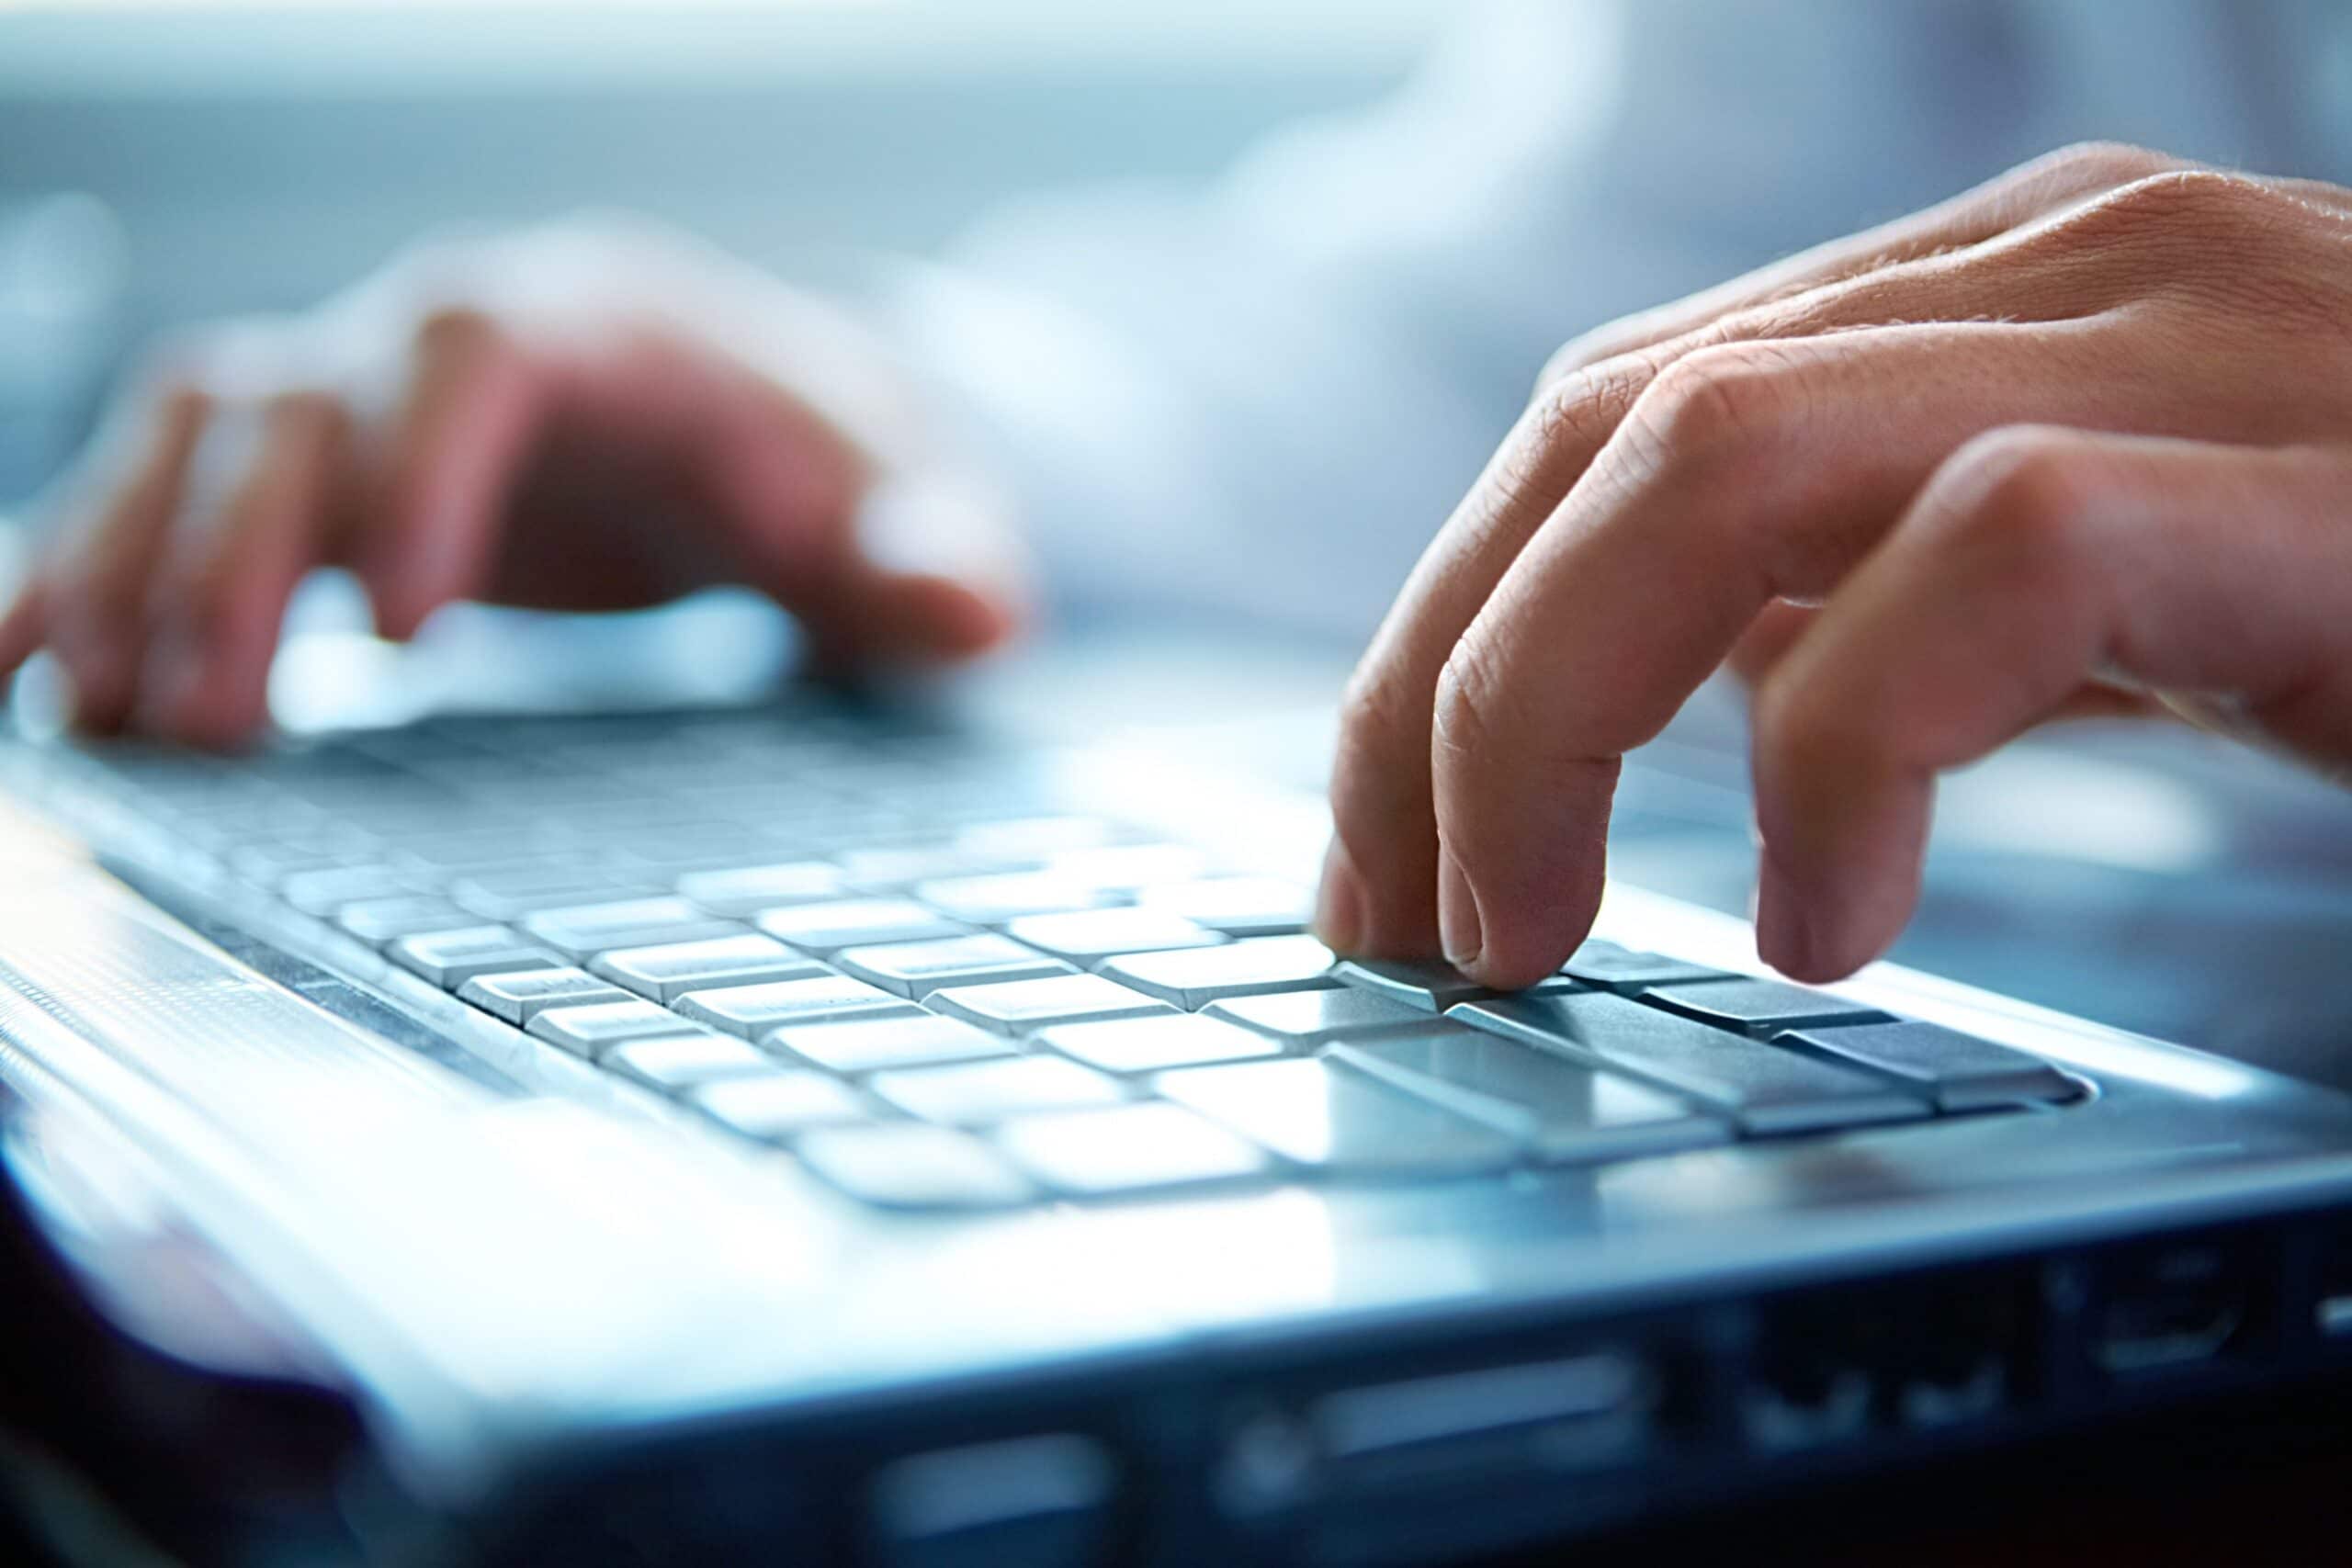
1453,991,1925,1136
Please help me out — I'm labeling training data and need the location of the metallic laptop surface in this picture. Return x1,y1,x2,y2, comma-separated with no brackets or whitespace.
1,638,2348,1567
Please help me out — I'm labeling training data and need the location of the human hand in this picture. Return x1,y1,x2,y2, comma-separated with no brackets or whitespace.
0,221,1028,747
1316,142,2352,986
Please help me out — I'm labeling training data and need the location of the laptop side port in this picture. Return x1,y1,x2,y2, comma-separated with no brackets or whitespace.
2310,1223,2352,1345
2086,1232,2266,1378
1884,1269,2030,1430
1738,1298,1882,1451
1739,1267,2033,1452
1218,1334,1686,1566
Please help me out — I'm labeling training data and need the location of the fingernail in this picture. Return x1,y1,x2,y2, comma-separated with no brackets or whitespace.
1313,837,1366,954
1437,844,1482,970
1754,859,1818,979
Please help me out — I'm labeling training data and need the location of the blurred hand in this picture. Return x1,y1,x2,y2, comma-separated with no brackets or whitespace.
0,221,1029,747
1316,142,2352,987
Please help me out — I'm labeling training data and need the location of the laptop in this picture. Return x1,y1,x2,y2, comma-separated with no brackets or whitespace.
1,623,2348,1566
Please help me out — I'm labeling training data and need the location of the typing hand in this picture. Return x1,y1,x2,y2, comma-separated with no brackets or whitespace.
1316,142,2352,987
0,221,1028,747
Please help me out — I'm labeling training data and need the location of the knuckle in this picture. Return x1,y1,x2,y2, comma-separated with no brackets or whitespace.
1430,633,1510,773
2057,168,2278,248
413,302,503,361
1533,315,1659,392
1525,355,1651,451
1331,667,1425,807
1921,426,2100,574
1335,665,1415,756
2041,139,2179,189
1752,669,1849,776
264,386,347,438
1752,660,1894,794
1623,342,1807,470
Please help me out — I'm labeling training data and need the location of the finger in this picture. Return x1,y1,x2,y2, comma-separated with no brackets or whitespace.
0,579,50,683
1320,223,2147,962
355,306,543,639
33,385,211,731
1319,364,1646,957
676,352,1028,666
1536,141,2188,385
136,392,347,748
1430,324,2178,988
1724,601,1817,687
1751,430,2352,980
794,474,1030,670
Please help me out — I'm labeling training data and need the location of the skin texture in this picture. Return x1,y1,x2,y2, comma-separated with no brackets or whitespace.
0,222,1030,749
9,147,2352,991
1312,141,2352,987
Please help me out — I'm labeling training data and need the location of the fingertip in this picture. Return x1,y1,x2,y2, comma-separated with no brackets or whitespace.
913,574,1023,659
1312,836,1367,955
847,572,1023,665
363,574,434,643
1753,857,1822,979
1452,829,1606,991
0,581,49,678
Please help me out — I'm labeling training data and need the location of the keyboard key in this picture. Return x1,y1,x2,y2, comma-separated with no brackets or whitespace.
913,872,1111,924
390,925,562,988
528,998,709,1058
522,897,746,960
605,1033,778,1093
833,844,1032,893
1207,987,1452,1046
603,822,779,871
1331,1032,1729,1164
694,1072,872,1139
1036,1014,1283,1074
1003,908,1227,964
755,898,970,953
229,841,353,886
1558,940,1732,992
1775,1021,2079,1111
1453,992,1927,1135
956,815,1119,857
1332,958,1577,1014
1642,978,1893,1034
280,863,420,915
796,1124,1036,1210
457,966,637,1024
1135,875,1312,936
1156,1057,1519,1177
928,974,1177,1034
1045,842,1210,892
334,896,481,946
590,933,824,1004
995,1102,1269,1195
871,1056,1127,1125
675,861,846,916
773,1013,1016,1074
675,976,918,1037
1101,935,1337,1010
834,933,1075,998
390,828,555,874
449,868,650,922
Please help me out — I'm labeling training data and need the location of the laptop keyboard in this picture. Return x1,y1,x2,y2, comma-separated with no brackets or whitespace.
13,706,2086,1212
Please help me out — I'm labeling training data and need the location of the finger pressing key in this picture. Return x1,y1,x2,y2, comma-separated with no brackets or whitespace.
1750,431,2352,979
135,391,348,747
23,384,210,731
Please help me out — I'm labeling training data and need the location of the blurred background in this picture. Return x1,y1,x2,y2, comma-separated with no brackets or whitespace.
0,0,1447,502
5,0,2352,1085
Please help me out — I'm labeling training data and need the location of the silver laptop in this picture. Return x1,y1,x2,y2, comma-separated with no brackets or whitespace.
1,631,2347,1566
